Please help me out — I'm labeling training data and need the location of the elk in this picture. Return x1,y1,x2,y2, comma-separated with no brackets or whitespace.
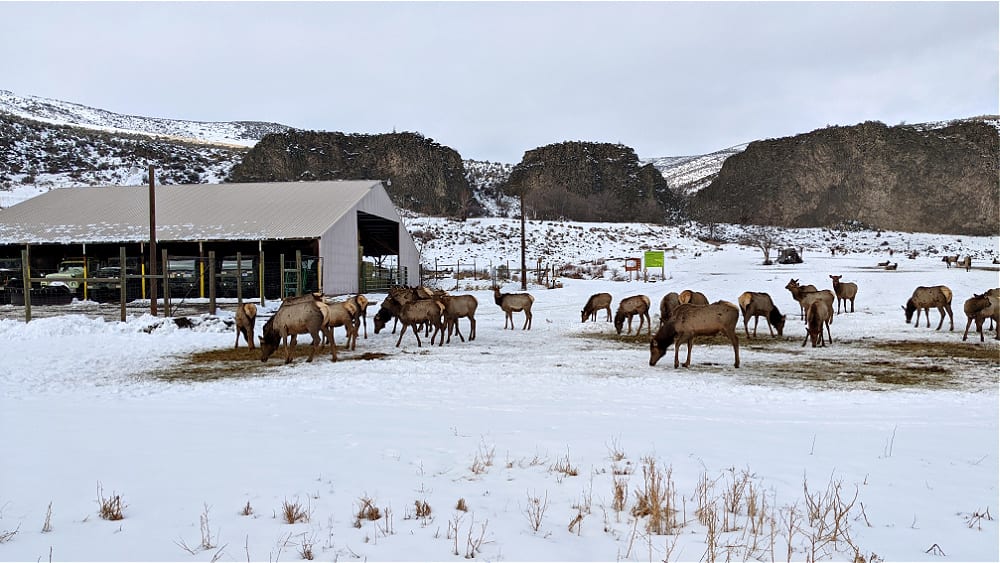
941,255,959,268
962,293,999,342
581,292,612,322
903,285,954,331
649,301,740,369
802,299,833,347
678,289,709,305
440,294,478,343
958,256,972,271
259,300,334,364
737,291,786,338
234,302,258,349
785,279,818,319
828,275,858,313
395,298,446,348
319,300,359,351
659,292,681,325
493,286,534,330
347,294,371,339
614,295,651,336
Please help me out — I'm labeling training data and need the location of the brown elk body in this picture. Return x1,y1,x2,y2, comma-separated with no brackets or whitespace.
347,294,371,339
903,285,954,331
260,300,335,364
234,302,257,349
441,294,478,343
649,301,740,368
659,292,681,325
802,300,833,348
319,300,359,351
395,298,445,347
828,275,858,314
678,290,709,305
493,287,534,330
581,292,612,322
959,256,972,271
614,295,651,335
785,279,819,319
737,291,786,338
962,293,1000,342
942,255,959,268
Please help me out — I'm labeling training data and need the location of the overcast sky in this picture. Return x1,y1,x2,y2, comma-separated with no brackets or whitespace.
1,1,997,163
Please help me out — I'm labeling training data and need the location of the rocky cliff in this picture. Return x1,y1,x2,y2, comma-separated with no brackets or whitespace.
227,131,475,218
501,142,681,223
687,119,999,236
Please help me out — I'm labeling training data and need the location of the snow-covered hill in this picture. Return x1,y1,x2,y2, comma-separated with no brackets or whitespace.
642,143,749,195
0,90,290,147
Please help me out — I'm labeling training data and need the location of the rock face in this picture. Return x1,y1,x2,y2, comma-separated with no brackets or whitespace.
687,119,999,236
501,142,681,223
227,131,474,217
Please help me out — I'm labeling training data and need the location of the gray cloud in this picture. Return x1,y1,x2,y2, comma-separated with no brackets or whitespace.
1,1,996,163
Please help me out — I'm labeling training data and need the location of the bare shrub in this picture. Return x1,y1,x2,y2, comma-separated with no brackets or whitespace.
612,474,629,516
523,490,548,532
241,500,254,516
97,483,125,521
41,502,52,533
0,523,19,544
631,457,678,535
282,498,311,524
354,495,381,524
551,450,579,478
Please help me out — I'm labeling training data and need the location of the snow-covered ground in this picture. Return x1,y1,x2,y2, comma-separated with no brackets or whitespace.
1,219,997,562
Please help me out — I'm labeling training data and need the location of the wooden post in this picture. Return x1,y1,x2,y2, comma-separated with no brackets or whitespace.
148,165,158,317
21,247,31,323
119,247,127,322
520,192,527,291
279,253,285,298
295,250,303,296
235,251,243,305
258,244,265,303
162,249,171,317
208,250,216,315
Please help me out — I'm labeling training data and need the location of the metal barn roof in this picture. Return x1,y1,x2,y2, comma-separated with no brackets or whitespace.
0,180,387,244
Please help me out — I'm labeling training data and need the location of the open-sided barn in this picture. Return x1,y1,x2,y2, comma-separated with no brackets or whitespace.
0,180,420,298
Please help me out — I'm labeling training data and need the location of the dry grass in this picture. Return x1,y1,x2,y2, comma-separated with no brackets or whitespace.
97,483,125,521
281,498,310,524
151,347,391,382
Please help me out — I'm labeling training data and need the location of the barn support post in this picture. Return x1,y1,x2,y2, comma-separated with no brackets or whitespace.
235,251,243,305
295,250,303,296
148,165,158,317
258,244,265,304
119,247,127,322
208,251,217,315
21,247,31,323
198,241,205,299
279,253,285,298
162,249,171,317
82,242,89,302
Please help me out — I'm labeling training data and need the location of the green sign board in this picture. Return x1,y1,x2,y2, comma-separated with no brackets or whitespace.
644,251,664,269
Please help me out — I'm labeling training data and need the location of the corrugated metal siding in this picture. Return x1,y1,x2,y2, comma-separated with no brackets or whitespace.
0,181,381,243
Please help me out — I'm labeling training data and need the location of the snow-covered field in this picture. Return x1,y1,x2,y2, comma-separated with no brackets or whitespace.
1,218,997,562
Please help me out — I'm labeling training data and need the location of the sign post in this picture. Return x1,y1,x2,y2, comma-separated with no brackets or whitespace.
644,250,665,280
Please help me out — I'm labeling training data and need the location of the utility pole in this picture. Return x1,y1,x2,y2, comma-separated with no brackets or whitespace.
520,190,527,291
148,165,158,316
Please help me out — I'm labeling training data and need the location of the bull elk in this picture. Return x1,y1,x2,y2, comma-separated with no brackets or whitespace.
649,301,740,369
737,291,786,338
493,286,534,330
828,275,858,314
581,292,612,323
903,285,954,331
614,295,651,336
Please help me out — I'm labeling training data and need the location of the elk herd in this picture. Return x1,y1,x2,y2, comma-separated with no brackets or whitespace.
231,272,999,367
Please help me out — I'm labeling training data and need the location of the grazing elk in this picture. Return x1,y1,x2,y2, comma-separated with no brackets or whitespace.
785,279,818,319
678,289,709,305
802,299,833,348
903,285,954,331
259,300,335,364
649,301,740,369
373,294,402,334
828,275,858,313
659,292,681,325
737,291,786,338
234,302,258,349
440,294,478,343
581,292,613,322
942,255,959,268
395,298,446,348
614,295,652,336
962,293,1000,342
493,286,534,330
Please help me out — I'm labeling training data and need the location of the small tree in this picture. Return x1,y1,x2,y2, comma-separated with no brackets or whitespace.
743,225,782,265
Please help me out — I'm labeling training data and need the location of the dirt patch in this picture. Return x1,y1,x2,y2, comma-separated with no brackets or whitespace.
150,346,391,382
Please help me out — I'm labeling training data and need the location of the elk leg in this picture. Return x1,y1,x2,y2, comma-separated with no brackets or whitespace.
395,324,407,347
524,310,532,330
673,341,681,368
683,337,693,368
469,317,476,341
728,329,740,368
